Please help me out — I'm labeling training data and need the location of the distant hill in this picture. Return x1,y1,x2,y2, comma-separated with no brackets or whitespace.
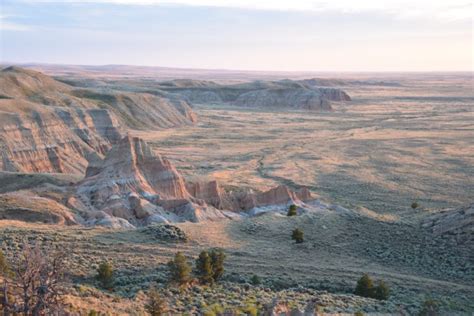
0,66,197,175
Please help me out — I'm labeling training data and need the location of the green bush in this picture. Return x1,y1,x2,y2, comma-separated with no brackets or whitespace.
418,299,440,316
96,261,114,289
287,204,297,216
168,252,192,285
354,274,390,300
411,202,419,209
195,251,214,284
0,249,11,277
374,280,390,300
354,312,364,316
354,274,373,297
145,287,168,316
250,274,261,285
292,228,304,243
209,249,226,282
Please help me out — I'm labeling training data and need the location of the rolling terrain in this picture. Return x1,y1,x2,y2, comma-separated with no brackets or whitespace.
0,65,472,315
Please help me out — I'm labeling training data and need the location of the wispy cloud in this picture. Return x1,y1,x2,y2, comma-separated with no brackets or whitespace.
18,0,473,21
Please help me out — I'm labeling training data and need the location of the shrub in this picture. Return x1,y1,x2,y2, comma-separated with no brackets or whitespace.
145,287,168,316
411,202,419,209
292,228,304,243
88,310,99,316
168,252,192,285
354,274,390,300
203,303,224,316
355,312,364,316
96,261,114,289
240,304,259,316
250,274,261,285
1,242,68,315
354,274,374,297
418,299,440,316
0,249,10,276
374,280,390,300
287,204,297,216
209,249,226,282
195,251,214,284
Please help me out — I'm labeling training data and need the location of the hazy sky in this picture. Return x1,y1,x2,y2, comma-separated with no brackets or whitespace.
1,0,472,71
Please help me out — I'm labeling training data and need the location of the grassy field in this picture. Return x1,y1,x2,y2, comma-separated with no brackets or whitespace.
131,74,474,217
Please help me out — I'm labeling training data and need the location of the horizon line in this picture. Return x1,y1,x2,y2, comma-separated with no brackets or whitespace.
2,61,473,74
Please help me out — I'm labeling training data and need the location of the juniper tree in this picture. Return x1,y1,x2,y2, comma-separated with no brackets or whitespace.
287,204,297,216
168,252,192,285
195,251,214,284
354,274,374,298
374,280,390,300
291,228,304,243
96,261,114,289
209,249,226,282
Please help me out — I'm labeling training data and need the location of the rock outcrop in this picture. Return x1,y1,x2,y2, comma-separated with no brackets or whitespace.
0,66,197,175
157,79,351,111
73,136,227,227
0,192,78,225
71,89,197,129
0,99,121,174
422,203,474,244
73,136,313,227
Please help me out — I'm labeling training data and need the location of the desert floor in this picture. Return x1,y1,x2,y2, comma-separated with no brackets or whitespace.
132,74,474,217
1,73,473,314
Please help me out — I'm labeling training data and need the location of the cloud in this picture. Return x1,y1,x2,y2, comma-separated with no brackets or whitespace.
17,0,473,21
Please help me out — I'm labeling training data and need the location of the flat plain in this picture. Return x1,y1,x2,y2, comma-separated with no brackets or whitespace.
132,73,474,217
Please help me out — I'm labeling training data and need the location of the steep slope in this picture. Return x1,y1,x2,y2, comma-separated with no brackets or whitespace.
71,90,197,129
0,192,78,225
422,203,473,245
73,136,227,226
0,99,120,174
73,136,314,227
0,66,197,174
156,79,351,110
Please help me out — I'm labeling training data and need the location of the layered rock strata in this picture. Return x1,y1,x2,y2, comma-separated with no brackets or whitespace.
73,136,313,227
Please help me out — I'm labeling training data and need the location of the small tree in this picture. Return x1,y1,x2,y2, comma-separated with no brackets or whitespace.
374,280,390,300
292,228,304,243
209,249,226,282
96,261,114,290
287,204,297,216
145,287,168,316
168,252,192,285
1,242,68,315
411,202,419,209
195,251,214,284
250,275,261,285
354,274,374,298
418,299,440,316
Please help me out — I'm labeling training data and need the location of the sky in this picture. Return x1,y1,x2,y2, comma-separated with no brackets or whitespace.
0,0,472,71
